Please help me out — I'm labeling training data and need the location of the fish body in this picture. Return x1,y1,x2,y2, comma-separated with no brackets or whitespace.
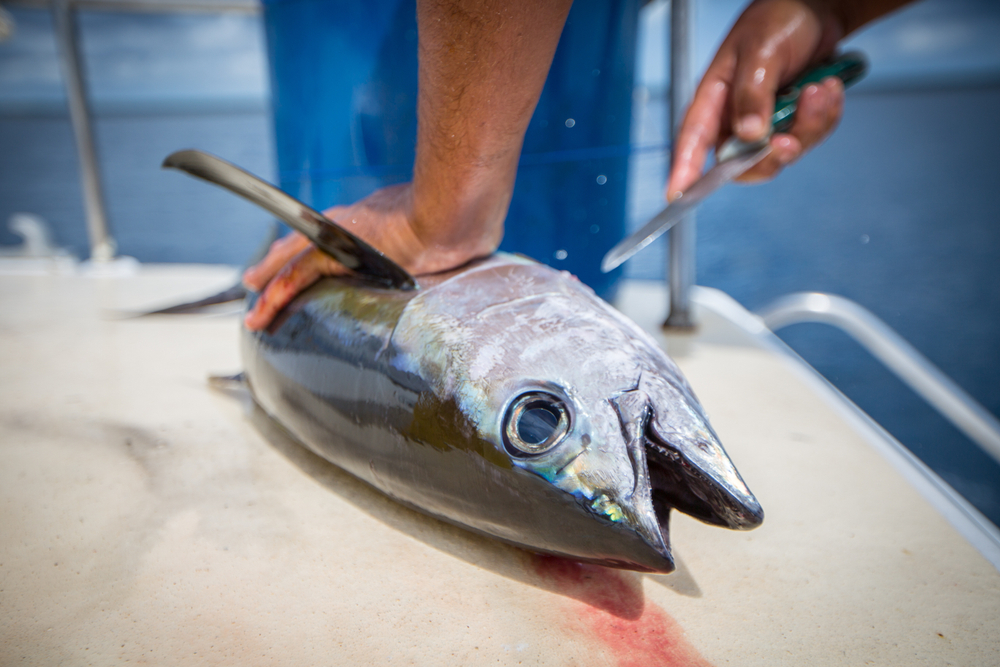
243,253,762,573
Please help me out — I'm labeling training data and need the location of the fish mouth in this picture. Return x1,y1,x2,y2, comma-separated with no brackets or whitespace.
612,387,763,561
644,426,764,533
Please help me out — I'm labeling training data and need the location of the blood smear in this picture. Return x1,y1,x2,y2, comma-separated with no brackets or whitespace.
534,555,712,667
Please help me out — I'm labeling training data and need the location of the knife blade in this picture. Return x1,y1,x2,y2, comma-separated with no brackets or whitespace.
602,51,868,273
163,149,418,291
601,141,770,272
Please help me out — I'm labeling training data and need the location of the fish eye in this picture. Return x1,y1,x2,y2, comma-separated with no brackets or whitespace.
503,392,570,456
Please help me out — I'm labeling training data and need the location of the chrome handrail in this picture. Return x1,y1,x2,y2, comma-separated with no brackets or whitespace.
52,0,116,262
758,292,1000,466
4,0,261,263
665,0,696,328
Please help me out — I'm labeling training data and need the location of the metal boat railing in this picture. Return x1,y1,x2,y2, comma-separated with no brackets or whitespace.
5,0,260,264
665,0,696,328
758,291,1000,466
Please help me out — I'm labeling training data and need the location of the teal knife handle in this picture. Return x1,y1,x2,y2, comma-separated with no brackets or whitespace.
772,51,868,134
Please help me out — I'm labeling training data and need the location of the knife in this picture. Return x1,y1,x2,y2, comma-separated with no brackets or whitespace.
601,51,868,273
163,149,418,291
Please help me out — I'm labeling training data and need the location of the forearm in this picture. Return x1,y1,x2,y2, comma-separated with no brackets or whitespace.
411,0,573,256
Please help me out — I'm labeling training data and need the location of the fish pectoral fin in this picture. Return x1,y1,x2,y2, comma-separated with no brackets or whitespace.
132,283,248,316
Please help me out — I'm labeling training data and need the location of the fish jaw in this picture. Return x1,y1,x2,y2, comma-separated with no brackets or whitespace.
641,378,764,531
548,446,675,572
575,384,765,568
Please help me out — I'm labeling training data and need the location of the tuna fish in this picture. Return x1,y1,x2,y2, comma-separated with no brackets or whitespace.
243,252,763,573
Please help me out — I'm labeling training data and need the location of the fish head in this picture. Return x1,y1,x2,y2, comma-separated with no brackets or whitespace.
482,342,763,573
399,257,763,572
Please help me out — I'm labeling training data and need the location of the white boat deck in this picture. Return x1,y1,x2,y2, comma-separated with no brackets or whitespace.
2,264,998,666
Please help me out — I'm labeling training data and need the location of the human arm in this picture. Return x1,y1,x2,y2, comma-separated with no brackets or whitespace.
666,0,913,202
243,0,574,330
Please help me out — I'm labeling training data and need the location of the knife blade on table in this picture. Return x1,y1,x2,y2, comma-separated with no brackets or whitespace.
601,51,868,274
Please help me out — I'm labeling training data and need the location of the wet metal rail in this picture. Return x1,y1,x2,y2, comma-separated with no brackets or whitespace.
5,0,260,263
51,0,116,262
758,291,1000,467
666,0,696,328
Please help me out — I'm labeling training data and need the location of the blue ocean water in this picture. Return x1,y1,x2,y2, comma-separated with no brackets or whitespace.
0,110,274,264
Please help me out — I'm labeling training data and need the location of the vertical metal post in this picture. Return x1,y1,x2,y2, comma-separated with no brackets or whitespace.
664,0,695,328
52,0,116,262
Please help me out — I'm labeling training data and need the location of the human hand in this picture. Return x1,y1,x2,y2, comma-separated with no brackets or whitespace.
666,0,847,201
241,183,499,330
243,0,575,332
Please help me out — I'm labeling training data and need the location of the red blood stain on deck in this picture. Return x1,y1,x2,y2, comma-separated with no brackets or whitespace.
533,555,645,620
534,555,712,667
580,603,712,667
